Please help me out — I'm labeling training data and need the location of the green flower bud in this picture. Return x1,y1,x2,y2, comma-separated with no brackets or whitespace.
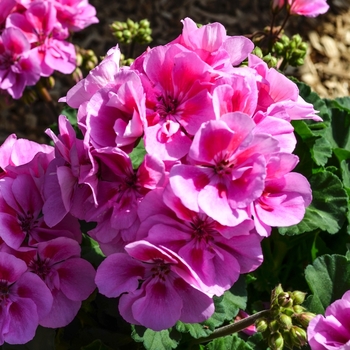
269,319,280,333
278,314,293,330
290,291,307,305
294,312,316,328
273,41,285,54
123,29,132,39
255,318,268,333
252,46,263,58
126,18,135,29
290,326,308,347
293,305,305,314
292,34,302,46
269,331,284,350
139,19,150,28
300,42,308,51
280,34,290,46
278,292,293,307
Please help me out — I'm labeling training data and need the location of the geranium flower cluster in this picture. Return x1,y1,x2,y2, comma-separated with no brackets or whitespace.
0,0,98,99
0,17,319,340
60,17,318,331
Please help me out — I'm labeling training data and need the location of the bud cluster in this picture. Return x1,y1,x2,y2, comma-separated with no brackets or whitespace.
273,34,308,67
73,45,99,82
252,47,278,68
255,284,316,350
110,18,152,45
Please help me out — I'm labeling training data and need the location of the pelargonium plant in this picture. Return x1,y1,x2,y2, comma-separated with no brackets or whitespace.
0,0,98,99
1,0,350,348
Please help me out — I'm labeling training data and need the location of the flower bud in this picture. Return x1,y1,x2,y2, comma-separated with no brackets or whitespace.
290,326,307,347
255,318,268,333
252,46,263,58
294,312,316,328
269,319,280,333
290,291,307,305
269,331,284,350
293,305,305,314
278,314,293,330
277,292,293,307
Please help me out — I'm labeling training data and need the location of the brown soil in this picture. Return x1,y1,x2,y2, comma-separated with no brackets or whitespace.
1,0,349,144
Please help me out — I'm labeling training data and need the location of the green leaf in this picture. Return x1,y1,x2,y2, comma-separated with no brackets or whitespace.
129,138,147,169
81,233,105,268
131,326,181,350
311,136,332,166
304,254,350,314
81,339,114,350
279,171,348,235
205,334,253,350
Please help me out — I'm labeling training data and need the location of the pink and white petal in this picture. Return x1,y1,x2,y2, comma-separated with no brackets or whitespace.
223,36,254,66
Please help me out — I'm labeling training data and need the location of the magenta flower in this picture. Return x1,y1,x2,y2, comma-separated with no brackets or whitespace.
7,1,76,76
169,113,279,226
288,0,329,17
0,252,53,345
53,0,99,32
27,237,96,328
0,174,82,250
95,240,214,331
137,187,262,296
307,290,350,349
0,27,40,98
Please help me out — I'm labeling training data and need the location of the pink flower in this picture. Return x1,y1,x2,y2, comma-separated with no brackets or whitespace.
307,290,350,349
0,27,40,98
7,1,76,76
27,237,96,328
53,0,98,32
169,113,279,226
132,44,216,160
172,17,254,70
137,187,262,296
0,174,82,250
0,252,53,345
288,0,329,17
95,240,214,331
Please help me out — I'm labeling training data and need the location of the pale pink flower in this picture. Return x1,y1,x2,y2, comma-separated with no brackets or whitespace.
95,240,214,331
307,290,350,350
84,69,146,153
7,1,76,76
53,0,98,32
169,113,279,226
0,27,40,98
288,0,329,17
251,153,312,236
0,252,53,345
133,44,216,160
172,17,254,70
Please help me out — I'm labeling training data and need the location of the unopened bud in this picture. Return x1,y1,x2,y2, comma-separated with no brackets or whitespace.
269,319,280,333
278,292,293,307
290,326,307,347
269,331,284,350
252,46,263,58
294,312,316,328
290,291,307,305
278,314,293,330
293,305,305,314
255,318,268,333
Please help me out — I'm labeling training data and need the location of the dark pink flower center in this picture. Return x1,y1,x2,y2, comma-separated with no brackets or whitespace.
214,156,235,176
0,51,15,70
156,94,179,119
17,212,38,234
28,257,51,280
190,216,216,245
150,259,171,282
0,279,10,304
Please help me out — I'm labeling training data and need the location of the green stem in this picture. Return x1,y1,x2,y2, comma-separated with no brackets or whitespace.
190,309,270,345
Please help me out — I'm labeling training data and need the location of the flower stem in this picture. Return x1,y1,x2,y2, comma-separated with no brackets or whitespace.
191,309,270,345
